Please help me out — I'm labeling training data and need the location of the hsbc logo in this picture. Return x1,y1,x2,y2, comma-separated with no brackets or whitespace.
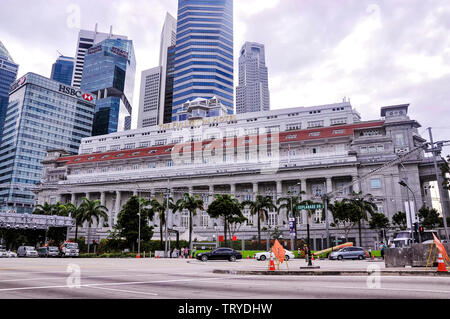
59,85,94,102
82,93,93,102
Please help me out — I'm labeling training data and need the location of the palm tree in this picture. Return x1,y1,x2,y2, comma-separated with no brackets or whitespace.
242,195,277,246
33,202,59,216
277,191,305,249
329,199,355,242
346,191,378,246
178,193,204,251
150,197,169,250
79,197,108,253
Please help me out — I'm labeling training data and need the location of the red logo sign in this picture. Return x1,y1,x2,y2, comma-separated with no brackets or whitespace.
18,76,26,85
218,236,224,243
82,93,93,102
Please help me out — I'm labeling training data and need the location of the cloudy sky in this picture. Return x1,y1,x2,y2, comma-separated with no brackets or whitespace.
0,0,449,155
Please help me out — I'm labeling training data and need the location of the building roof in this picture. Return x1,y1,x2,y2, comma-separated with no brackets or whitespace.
57,121,384,166
0,41,15,63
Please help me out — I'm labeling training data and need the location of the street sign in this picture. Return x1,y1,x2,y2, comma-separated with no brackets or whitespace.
289,218,295,236
232,236,237,242
218,236,224,243
297,204,324,210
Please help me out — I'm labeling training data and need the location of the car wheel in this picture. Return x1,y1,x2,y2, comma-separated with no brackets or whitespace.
201,255,208,262
358,255,364,260
259,255,266,261
337,255,343,260
285,256,290,261
229,255,236,262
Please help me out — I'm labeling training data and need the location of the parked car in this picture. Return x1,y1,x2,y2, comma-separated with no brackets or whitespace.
254,249,295,261
6,250,17,258
329,246,367,260
60,242,79,257
0,248,8,258
196,248,242,262
17,246,39,258
38,246,60,258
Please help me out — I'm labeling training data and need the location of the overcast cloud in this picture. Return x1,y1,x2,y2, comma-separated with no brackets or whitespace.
0,0,449,155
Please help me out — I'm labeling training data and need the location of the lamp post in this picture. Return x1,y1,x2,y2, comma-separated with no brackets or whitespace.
399,180,414,245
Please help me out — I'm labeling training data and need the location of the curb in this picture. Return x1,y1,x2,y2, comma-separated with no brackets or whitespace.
213,269,450,277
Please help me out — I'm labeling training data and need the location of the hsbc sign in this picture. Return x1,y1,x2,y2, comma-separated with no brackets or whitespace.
58,85,94,102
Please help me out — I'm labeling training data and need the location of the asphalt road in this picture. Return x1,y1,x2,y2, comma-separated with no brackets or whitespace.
0,258,449,299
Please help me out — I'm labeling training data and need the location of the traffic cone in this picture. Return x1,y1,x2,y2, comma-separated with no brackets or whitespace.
269,255,276,271
156,255,159,259
437,254,448,273
136,254,141,259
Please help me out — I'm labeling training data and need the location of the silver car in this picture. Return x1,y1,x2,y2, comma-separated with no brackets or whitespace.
329,246,367,260
17,246,39,258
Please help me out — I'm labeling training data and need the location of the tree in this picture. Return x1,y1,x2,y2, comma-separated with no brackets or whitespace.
207,194,246,247
242,195,277,246
276,191,305,249
392,212,407,230
150,196,180,250
369,212,390,243
346,192,378,246
178,193,204,250
79,198,109,253
418,206,441,229
329,199,357,242
33,202,70,245
115,196,154,251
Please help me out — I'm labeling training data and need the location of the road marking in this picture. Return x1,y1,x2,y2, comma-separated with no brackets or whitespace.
87,286,158,296
0,277,228,293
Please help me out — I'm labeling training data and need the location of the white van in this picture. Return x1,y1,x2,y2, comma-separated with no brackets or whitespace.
17,246,39,257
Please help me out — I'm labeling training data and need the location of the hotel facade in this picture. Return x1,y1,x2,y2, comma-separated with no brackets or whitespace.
34,100,447,249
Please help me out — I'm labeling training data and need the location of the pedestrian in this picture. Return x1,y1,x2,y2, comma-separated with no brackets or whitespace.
185,248,190,258
368,248,372,259
181,247,185,259
298,247,301,259
380,242,386,259
192,247,197,258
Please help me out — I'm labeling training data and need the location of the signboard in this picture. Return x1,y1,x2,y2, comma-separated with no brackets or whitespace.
58,85,94,102
88,45,102,55
218,236,224,243
289,218,295,237
404,201,417,229
232,236,237,242
297,204,323,210
111,47,129,59
9,76,27,93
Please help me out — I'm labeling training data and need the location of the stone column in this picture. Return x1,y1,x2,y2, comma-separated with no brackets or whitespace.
71,193,76,205
300,179,308,224
276,181,282,199
230,184,236,195
326,178,333,194
352,176,360,193
113,191,122,230
100,192,106,228
253,182,258,196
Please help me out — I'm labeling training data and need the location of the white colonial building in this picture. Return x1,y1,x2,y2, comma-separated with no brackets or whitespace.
34,100,447,249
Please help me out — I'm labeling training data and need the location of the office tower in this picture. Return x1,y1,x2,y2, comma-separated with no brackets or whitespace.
0,73,95,213
50,55,74,86
81,38,136,136
236,42,270,114
71,25,127,89
137,67,162,128
172,0,234,122
160,13,177,124
137,13,176,128
0,41,19,143
124,116,131,131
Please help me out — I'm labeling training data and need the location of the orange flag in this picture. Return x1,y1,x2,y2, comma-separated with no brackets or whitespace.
433,233,449,261
272,239,286,264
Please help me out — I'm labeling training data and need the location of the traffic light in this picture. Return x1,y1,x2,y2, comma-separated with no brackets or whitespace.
419,226,425,235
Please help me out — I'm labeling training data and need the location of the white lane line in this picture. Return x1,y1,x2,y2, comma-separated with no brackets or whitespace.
0,277,227,293
87,286,158,296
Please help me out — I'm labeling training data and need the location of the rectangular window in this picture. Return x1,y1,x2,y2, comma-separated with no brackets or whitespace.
395,134,405,147
309,132,321,137
370,179,382,189
307,120,324,128
361,147,368,154
331,118,347,126
286,123,302,131
268,212,278,226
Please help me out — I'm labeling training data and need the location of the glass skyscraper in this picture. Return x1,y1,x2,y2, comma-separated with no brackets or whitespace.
0,73,96,213
81,38,136,136
51,55,74,86
0,41,19,143
172,0,234,122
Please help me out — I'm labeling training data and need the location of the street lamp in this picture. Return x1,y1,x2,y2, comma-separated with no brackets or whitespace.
398,180,415,244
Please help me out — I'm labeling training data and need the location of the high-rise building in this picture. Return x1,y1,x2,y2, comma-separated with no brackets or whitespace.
172,0,234,122
236,42,270,114
50,55,74,86
81,38,136,136
0,41,19,143
137,13,177,128
137,67,162,128
71,25,127,89
0,73,96,213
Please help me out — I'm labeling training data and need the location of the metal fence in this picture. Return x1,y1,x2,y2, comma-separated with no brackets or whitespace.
0,212,74,230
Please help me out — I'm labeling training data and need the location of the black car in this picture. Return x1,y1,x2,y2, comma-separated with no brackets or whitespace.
196,248,242,262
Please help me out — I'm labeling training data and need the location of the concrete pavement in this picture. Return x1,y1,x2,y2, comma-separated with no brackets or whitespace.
0,258,449,299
